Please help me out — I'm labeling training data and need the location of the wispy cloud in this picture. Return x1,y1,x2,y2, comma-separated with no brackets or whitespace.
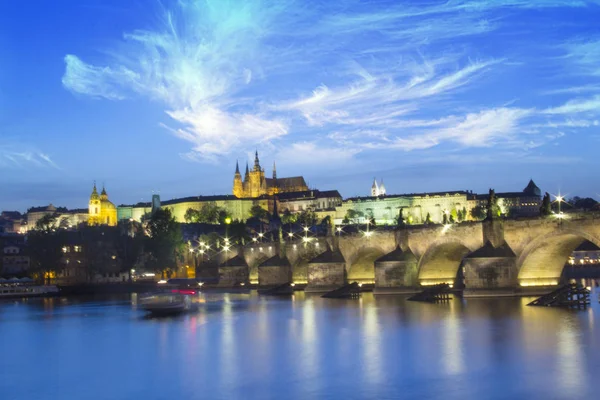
61,0,600,165
63,0,289,160
543,96,600,115
0,146,59,169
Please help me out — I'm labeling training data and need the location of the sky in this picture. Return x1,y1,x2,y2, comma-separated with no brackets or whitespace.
1,0,600,212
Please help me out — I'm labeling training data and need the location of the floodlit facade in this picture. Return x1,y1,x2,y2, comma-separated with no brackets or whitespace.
233,151,308,198
88,183,117,226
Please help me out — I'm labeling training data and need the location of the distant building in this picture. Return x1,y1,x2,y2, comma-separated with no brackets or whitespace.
2,241,30,276
26,205,87,231
0,211,25,233
88,183,117,226
371,178,386,197
335,191,472,225
475,179,542,218
233,151,309,198
567,241,600,266
277,190,343,214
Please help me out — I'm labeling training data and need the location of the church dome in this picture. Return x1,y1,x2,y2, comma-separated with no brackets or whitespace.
101,199,116,210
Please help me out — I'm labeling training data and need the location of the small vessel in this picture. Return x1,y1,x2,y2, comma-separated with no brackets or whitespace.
0,282,59,299
138,287,202,316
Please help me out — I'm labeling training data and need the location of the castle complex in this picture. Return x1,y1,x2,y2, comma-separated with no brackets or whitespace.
233,151,308,198
3,154,546,232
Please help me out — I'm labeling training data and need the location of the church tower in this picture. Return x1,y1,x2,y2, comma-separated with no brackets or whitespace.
233,160,243,198
88,182,101,225
371,178,379,197
88,182,117,226
248,150,266,198
378,179,386,196
271,161,279,194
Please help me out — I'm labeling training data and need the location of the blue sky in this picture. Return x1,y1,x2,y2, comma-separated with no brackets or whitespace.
1,0,599,212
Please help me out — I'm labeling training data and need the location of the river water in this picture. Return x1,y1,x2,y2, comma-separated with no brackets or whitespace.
1,289,599,400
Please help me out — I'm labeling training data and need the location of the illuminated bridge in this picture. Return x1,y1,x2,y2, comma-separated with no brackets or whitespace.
200,214,600,295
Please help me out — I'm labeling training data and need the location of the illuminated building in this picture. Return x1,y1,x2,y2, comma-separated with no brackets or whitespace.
233,151,308,198
371,178,386,197
88,183,117,226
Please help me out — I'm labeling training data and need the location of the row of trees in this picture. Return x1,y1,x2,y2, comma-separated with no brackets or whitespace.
26,209,185,283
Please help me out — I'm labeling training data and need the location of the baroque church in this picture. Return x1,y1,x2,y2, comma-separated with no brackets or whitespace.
88,183,117,226
233,151,309,198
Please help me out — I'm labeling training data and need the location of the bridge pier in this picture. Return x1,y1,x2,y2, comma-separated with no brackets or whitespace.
306,248,347,292
373,246,419,294
462,241,519,297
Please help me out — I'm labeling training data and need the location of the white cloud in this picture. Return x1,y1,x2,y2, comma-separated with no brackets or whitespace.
543,96,600,115
0,147,59,169
61,0,600,166
277,59,497,127
62,0,288,160
62,55,136,100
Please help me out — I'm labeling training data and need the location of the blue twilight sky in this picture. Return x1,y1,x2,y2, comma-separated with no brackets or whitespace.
1,0,600,212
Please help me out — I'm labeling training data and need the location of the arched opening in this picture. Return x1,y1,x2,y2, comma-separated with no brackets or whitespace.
347,247,386,282
418,241,472,287
517,231,600,287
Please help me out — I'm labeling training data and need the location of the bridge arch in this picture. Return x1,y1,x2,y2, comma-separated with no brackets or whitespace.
517,228,600,286
417,238,475,286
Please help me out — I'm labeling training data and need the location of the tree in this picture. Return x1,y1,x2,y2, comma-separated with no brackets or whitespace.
114,220,145,281
79,226,116,282
571,197,598,210
297,209,317,227
462,206,467,221
425,212,432,225
344,209,364,224
470,206,486,220
35,213,58,231
540,192,552,216
145,208,185,278
184,208,200,223
28,215,66,284
198,203,222,224
485,189,500,220
450,209,458,223
397,208,405,228
249,205,270,222
320,215,332,227
442,213,448,225
281,209,297,225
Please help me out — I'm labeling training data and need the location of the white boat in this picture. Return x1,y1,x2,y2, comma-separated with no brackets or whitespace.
0,283,59,299
138,290,195,315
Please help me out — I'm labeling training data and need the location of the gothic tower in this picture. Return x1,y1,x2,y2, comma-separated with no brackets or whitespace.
233,160,243,198
371,178,379,197
271,161,279,194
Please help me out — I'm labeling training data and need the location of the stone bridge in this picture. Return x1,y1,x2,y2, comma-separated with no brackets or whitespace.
202,214,600,293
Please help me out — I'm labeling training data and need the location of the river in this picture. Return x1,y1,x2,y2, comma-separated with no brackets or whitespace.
1,289,599,400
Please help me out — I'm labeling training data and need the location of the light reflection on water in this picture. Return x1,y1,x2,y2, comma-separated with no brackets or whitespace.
0,289,599,400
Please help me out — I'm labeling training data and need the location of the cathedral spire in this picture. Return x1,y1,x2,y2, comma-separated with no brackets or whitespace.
245,161,250,180
254,150,261,171
235,159,240,174
273,161,277,180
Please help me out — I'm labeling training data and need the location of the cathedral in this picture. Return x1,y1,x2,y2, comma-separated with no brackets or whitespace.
233,151,309,198
371,178,386,197
88,183,117,226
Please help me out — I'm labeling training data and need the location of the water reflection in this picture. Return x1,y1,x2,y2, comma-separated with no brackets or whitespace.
0,292,598,399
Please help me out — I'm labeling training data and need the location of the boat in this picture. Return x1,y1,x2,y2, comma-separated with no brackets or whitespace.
0,281,60,299
138,288,201,316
